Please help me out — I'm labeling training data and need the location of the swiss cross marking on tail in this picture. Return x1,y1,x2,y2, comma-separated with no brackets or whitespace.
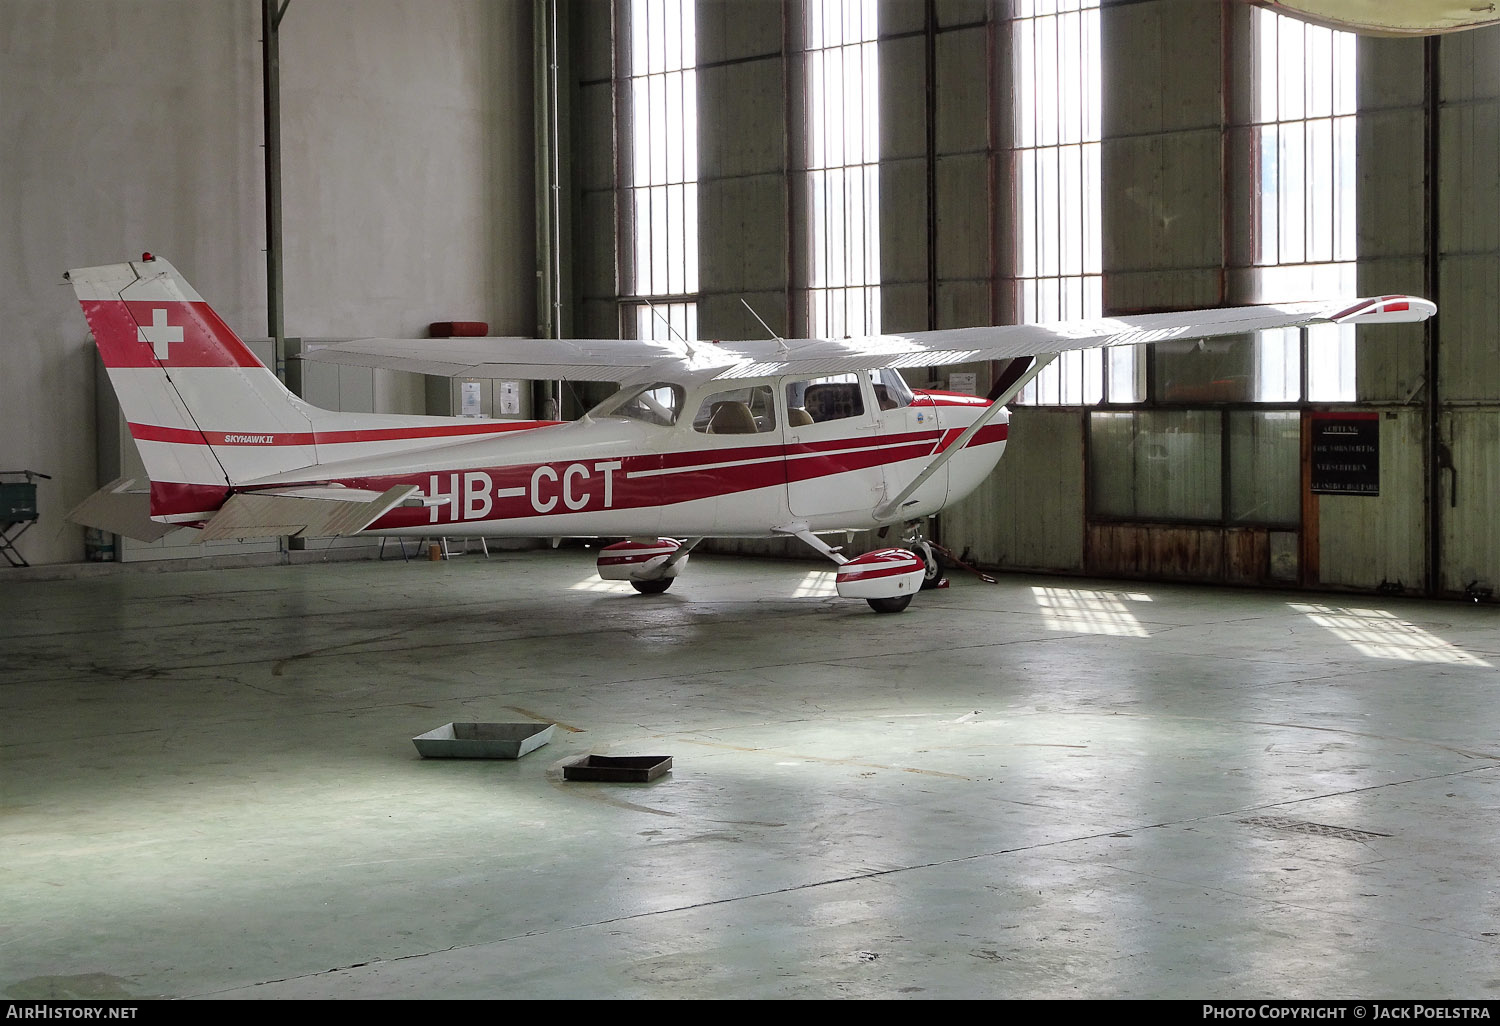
138,307,183,360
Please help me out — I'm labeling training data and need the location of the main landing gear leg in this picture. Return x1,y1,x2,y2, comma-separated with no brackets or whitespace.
597,537,703,594
627,536,702,594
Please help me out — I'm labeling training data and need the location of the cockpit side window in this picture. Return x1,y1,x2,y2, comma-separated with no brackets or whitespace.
786,374,866,425
589,382,685,426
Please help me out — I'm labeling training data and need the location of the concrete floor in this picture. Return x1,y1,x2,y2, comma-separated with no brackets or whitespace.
2,548,1498,1000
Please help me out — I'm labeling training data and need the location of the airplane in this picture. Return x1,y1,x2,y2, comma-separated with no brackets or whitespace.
64,254,1435,613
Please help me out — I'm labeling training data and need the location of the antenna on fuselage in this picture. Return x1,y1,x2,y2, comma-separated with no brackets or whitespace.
741,298,789,353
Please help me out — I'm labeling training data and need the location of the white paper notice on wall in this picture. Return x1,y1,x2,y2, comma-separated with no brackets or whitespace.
947,372,977,395
500,381,521,416
460,380,482,417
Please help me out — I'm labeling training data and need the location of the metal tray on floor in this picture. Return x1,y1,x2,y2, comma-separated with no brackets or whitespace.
561,754,673,782
412,722,555,759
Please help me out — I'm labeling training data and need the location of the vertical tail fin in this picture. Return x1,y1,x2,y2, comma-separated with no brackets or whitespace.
67,255,319,521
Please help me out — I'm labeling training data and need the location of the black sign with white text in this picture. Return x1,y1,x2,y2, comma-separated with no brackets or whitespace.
1311,412,1380,496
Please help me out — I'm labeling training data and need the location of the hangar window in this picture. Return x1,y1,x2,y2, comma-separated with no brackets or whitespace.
1248,8,1357,403
803,0,881,340
622,0,698,346
1089,409,1301,527
1010,0,1139,406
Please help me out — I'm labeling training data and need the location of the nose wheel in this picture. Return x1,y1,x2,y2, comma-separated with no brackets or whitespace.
916,540,946,590
630,577,674,595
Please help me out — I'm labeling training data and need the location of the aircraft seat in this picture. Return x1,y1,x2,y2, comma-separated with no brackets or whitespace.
706,401,758,434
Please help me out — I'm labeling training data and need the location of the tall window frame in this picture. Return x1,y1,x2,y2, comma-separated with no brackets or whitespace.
1249,7,1358,403
1010,0,1137,406
620,0,699,344
802,0,881,340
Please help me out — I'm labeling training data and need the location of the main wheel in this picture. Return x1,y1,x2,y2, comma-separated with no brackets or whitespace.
630,577,673,594
866,594,913,614
918,542,946,590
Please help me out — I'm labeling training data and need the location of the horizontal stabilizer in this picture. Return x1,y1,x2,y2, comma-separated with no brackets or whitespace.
67,478,181,542
198,484,419,541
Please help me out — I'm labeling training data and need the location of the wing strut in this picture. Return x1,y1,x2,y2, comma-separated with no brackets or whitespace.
873,353,1058,522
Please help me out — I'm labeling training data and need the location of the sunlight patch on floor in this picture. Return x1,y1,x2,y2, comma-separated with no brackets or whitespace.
1290,603,1493,666
1032,587,1150,637
567,575,635,592
792,570,839,598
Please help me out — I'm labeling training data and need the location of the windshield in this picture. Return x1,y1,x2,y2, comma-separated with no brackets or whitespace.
870,368,915,410
588,382,686,427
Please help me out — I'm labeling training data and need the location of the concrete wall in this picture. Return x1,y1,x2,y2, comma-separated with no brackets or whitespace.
1102,0,1226,313
1,0,534,565
2,2,260,564
1434,27,1500,595
570,0,618,339
278,1,535,339
697,0,791,340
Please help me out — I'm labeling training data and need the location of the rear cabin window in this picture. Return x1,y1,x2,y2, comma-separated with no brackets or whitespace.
692,384,777,434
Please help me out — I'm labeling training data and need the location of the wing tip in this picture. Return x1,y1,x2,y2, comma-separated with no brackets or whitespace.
1332,295,1437,324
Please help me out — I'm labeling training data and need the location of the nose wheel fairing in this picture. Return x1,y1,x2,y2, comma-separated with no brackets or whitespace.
834,547,927,610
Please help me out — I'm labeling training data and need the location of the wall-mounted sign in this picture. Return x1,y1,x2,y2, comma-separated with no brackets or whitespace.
947,372,977,395
460,380,482,417
1310,412,1379,496
499,380,521,416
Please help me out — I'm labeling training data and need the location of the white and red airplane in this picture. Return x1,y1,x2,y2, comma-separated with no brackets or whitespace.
65,254,1434,612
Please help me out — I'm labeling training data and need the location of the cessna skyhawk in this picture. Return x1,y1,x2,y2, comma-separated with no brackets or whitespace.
65,254,1434,612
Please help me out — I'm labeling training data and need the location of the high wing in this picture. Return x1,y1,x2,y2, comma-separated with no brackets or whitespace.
298,334,734,384
299,295,1435,385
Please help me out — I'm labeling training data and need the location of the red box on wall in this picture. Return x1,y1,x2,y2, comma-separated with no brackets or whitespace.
429,321,488,338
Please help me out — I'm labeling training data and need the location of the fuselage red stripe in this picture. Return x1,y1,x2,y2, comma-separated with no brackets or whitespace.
838,563,923,581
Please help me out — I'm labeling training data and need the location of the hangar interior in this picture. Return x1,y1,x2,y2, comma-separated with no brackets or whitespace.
3,0,1499,1002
